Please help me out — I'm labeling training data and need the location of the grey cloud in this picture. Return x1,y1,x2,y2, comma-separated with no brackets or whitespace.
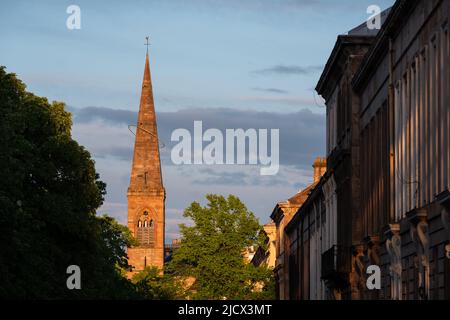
72,106,136,126
71,106,325,170
177,0,325,14
189,166,297,187
251,87,289,94
95,146,133,161
191,168,251,186
252,65,324,76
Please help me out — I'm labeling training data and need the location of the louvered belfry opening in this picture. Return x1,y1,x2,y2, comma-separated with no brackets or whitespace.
136,211,155,247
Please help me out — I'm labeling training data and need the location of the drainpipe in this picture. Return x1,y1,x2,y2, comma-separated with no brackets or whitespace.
388,37,396,222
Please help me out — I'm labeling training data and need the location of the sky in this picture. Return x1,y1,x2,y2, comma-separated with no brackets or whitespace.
0,0,394,241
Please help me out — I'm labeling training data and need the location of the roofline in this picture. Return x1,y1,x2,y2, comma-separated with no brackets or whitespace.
270,204,283,222
352,0,420,92
269,183,317,221
315,35,376,97
285,178,324,233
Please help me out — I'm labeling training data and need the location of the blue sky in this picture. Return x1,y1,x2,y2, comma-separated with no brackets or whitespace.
0,0,394,241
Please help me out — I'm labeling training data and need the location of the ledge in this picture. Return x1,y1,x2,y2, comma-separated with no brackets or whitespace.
406,207,428,226
436,189,450,209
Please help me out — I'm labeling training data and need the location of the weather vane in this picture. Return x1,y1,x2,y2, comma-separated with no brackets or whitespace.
145,36,150,53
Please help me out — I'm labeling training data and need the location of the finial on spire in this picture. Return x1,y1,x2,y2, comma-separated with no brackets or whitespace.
145,36,150,54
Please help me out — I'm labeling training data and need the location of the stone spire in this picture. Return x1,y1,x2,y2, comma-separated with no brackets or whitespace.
128,52,163,193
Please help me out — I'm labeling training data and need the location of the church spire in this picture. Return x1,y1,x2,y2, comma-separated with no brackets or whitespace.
145,36,150,54
126,40,166,275
128,45,163,193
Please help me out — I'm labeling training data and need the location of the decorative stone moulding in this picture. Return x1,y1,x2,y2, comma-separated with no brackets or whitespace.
364,235,381,266
436,189,450,259
385,224,402,300
407,208,430,300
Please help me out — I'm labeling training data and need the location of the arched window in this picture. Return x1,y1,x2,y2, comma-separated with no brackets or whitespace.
136,212,155,247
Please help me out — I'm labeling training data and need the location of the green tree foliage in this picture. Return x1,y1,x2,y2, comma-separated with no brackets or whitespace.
168,194,275,300
132,267,186,300
0,66,137,299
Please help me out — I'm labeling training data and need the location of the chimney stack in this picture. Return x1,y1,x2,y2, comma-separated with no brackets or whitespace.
312,157,327,183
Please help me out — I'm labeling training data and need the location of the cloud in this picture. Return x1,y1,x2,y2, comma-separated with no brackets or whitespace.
72,106,136,126
251,87,289,94
71,121,134,161
71,106,325,169
251,64,324,76
189,165,311,188
97,202,127,224
191,167,251,186
238,95,317,107
171,0,326,15
71,106,325,241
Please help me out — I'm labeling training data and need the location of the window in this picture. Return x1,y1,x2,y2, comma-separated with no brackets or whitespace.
136,211,155,247
149,219,155,244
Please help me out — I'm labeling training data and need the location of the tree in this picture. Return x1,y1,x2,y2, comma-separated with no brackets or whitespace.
167,194,275,300
0,66,137,299
132,267,186,300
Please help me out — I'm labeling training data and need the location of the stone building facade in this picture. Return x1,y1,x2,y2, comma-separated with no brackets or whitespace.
127,52,165,275
284,177,326,300
316,33,376,300
271,158,326,299
273,0,450,300
352,0,450,300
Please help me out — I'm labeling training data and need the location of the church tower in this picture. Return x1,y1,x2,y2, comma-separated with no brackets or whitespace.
127,46,165,275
